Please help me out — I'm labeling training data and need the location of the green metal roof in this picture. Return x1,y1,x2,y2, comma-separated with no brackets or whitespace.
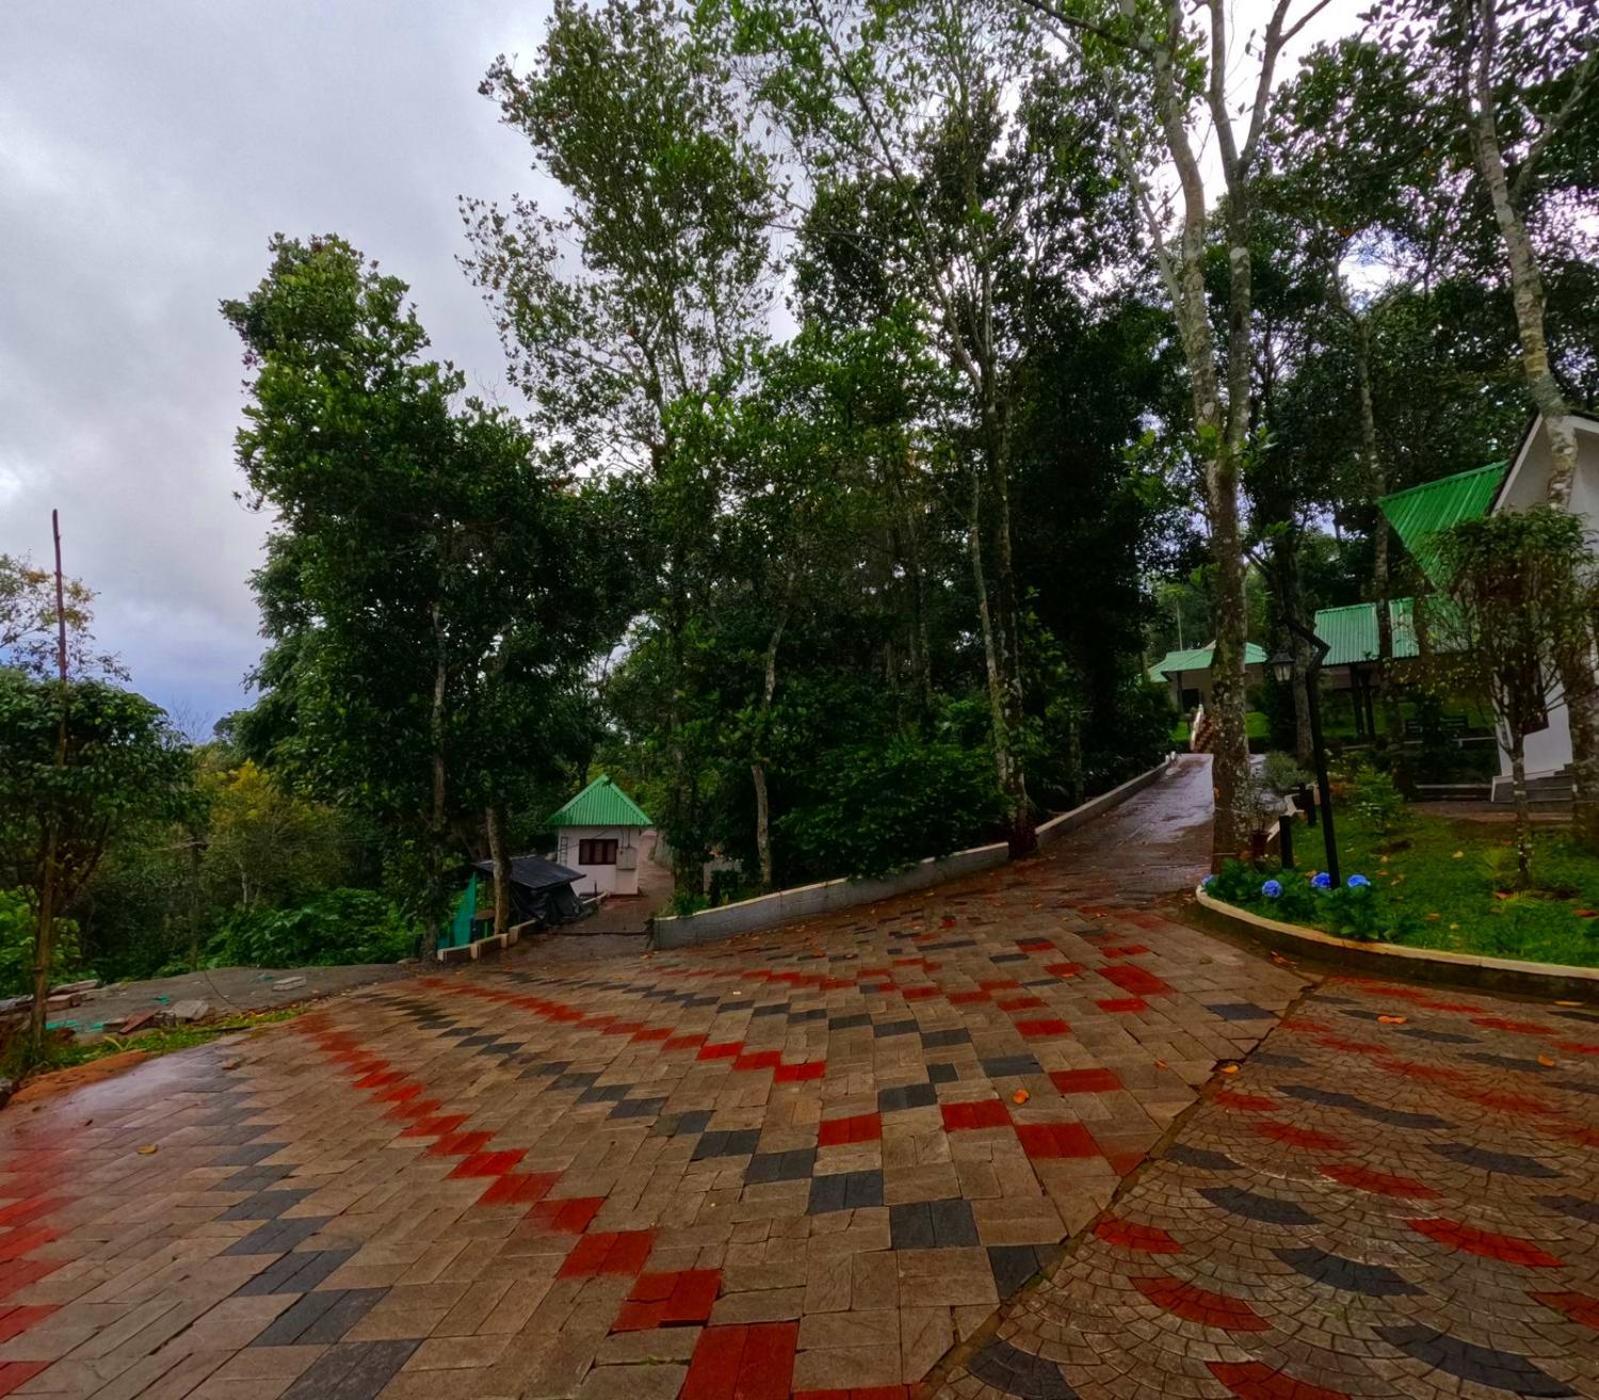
549,775,651,828
1312,599,1419,668
1379,463,1506,585
1147,642,1267,683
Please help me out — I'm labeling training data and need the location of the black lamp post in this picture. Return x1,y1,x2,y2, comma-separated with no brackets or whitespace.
1272,623,1340,886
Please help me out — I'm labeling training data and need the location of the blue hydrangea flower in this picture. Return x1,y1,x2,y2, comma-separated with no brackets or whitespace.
1311,871,1332,889
1261,879,1283,899
1347,873,1370,888
1202,874,1216,889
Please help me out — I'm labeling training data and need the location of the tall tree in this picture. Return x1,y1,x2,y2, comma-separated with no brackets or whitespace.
463,0,776,884
713,0,1135,853
1017,0,1333,862
225,235,613,946
1371,0,1599,840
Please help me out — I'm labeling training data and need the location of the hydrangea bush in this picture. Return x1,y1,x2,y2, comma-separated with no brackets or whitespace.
1204,860,1409,943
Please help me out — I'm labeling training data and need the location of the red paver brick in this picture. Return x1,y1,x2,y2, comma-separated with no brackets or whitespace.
449,1149,527,1179
1530,1290,1599,1330
818,1113,881,1147
1015,1018,1070,1040
1050,1068,1121,1095
0,1362,50,1398
1093,1218,1182,1254
1208,1360,1351,1400
941,1100,1011,1132
477,1171,560,1208
530,1196,605,1233
1014,1122,1100,1160
1097,964,1173,997
1407,1217,1563,1268
0,1306,55,1345
1133,1274,1269,1331
1252,1121,1346,1152
1317,1163,1437,1199
614,1269,723,1330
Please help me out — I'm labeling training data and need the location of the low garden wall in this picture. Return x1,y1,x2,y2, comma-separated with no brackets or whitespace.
651,754,1178,950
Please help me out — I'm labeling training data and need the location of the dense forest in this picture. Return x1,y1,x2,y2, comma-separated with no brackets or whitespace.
2,0,1594,996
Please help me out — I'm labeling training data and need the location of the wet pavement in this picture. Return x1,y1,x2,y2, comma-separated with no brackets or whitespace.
0,756,1593,1398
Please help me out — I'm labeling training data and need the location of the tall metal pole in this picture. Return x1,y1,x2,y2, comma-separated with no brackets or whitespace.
1286,617,1339,885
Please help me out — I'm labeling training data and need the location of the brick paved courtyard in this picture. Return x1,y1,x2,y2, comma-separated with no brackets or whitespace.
0,758,1594,1398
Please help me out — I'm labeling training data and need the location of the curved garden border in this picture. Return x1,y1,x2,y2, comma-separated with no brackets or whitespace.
1194,884,1599,1002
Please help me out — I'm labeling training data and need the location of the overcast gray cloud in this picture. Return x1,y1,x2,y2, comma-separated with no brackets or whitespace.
0,0,556,730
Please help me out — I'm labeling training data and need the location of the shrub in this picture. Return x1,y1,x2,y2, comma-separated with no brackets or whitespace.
0,890,84,997
1259,751,1309,796
778,734,1005,880
208,889,414,968
1205,860,1408,943
1351,768,1406,836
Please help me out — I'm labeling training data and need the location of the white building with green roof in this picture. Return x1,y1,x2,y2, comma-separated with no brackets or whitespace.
549,775,653,898
1146,642,1267,712
1375,411,1599,796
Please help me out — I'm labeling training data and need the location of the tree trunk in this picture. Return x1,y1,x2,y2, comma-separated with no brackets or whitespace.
1509,734,1532,889
30,823,59,1057
485,803,511,938
976,392,1034,857
1145,8,1251,867
751,763,772,892
969,475,1033,855
1353,315,1407,763
425,596,447,957
187,834,204,972
751,609,787,892
1467,0,1599,848
1292,646,1315,769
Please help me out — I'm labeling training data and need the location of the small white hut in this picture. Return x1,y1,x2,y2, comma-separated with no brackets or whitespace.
549,775,652,898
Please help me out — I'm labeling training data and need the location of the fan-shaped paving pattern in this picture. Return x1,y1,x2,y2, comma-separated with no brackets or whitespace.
935,979,1599,1400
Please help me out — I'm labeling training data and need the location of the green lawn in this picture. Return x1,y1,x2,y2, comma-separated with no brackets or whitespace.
1172,711,1268,744
1222,806,1599,969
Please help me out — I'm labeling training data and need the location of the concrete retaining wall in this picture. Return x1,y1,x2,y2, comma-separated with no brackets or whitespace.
1034,753,1178,849
652,755,1179,950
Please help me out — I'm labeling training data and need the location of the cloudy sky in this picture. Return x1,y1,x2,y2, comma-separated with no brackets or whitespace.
1,1,1355,734
0,1,557,731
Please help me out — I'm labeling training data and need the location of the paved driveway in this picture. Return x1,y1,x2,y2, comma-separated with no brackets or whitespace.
0,758,1592,1398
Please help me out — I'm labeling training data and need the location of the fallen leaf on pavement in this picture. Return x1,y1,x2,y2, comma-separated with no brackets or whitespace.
1011,1089,1030,1105
1378,1015,1408,1025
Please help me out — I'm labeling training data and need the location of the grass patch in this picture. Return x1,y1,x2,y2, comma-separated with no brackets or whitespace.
1172,711,1268,744
1214,806,1599,968
7,1008,302,1079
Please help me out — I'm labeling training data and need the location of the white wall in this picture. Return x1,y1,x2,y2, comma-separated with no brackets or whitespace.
554,824,644,897
1492,416,1599,781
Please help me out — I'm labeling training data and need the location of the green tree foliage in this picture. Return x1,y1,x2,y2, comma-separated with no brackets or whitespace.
0,673,192,1031
1431,508,1597,885
0,553,123,681
223,235,628,942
